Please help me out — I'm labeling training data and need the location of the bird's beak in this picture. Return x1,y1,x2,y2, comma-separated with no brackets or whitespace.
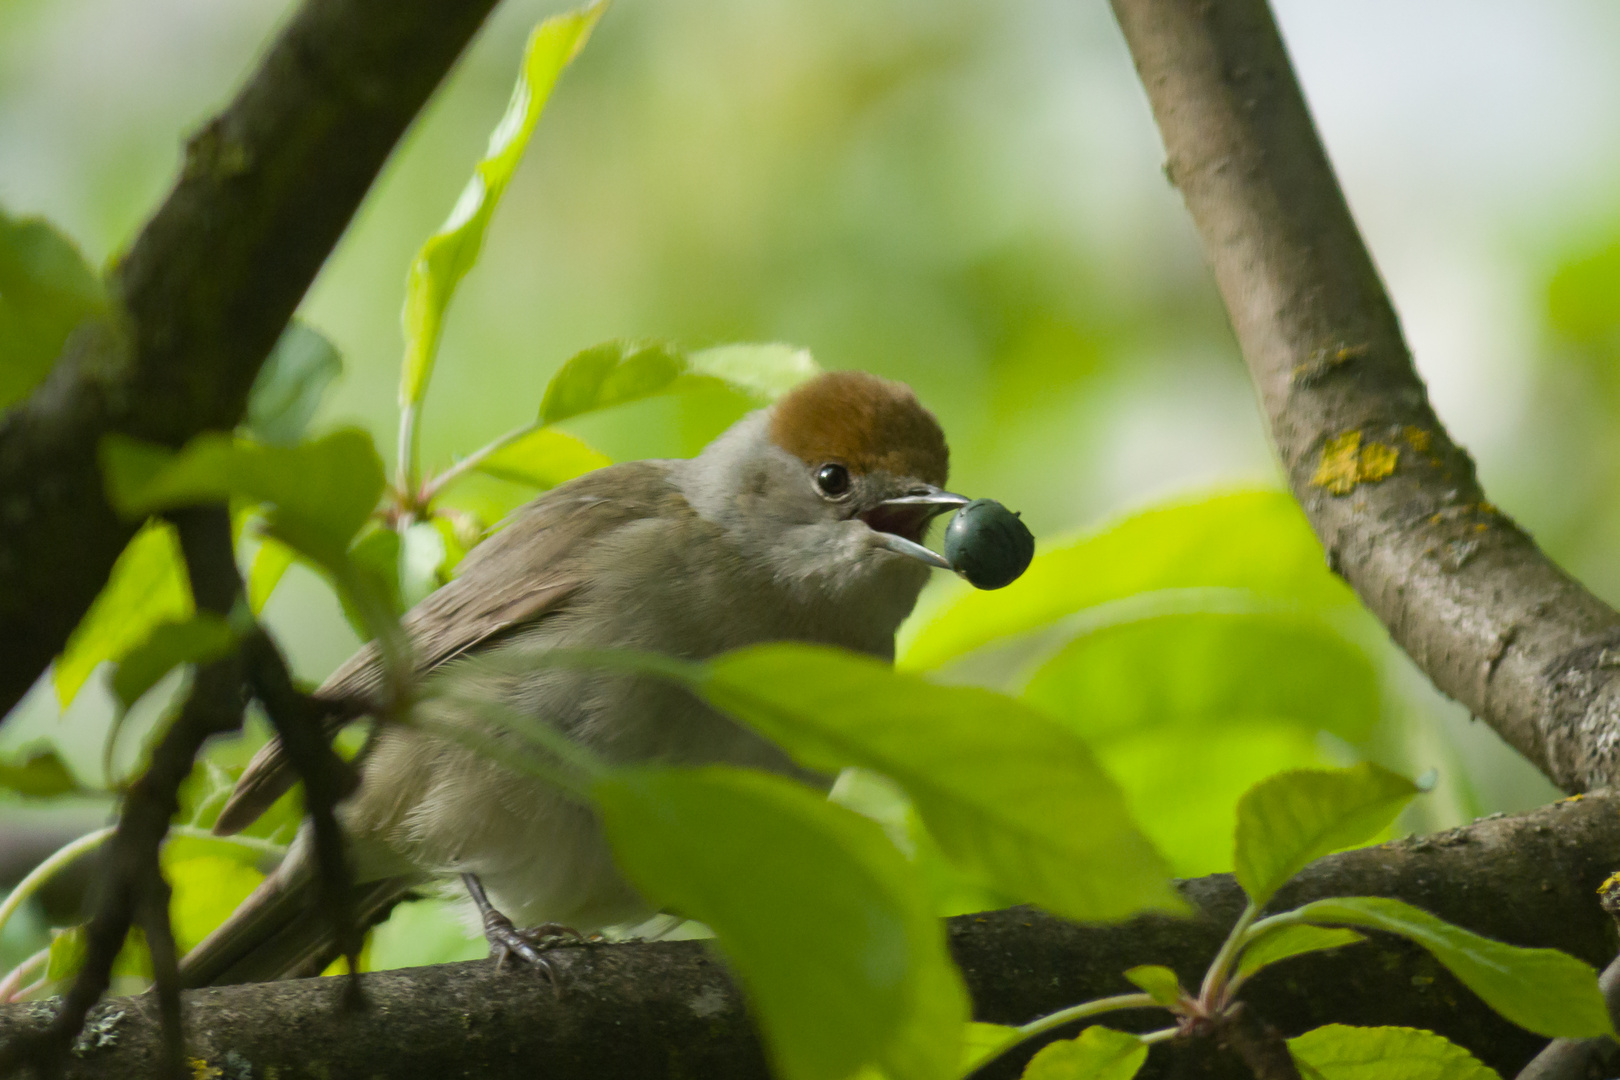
859,486,970,570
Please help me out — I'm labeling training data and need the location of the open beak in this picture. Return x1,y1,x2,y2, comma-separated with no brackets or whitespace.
859,487,970,570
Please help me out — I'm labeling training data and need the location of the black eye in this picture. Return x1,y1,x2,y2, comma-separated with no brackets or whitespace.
814,463,851,498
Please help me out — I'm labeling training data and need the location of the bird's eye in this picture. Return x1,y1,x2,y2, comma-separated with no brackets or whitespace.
815,463,851,498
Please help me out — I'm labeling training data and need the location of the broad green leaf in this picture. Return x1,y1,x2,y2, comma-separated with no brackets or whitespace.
246,320,342,445
346,523,406,625
472,427,611,490
1235,925,1365,982
45,925,153,983
1098,721,1328,879
1295,897,1614,1038
162,852,264,955
0,210,107,409
55,520,193,707
1022,1026,1147,1080
400,520,447,608
248,536,296,614
45,925,88,981
400,2,605,408
595,765,967,1080
101,429,386,561
1288,1025,1500,1080
110,613,237,710
537,339,821,425
538,340,688,424
962,1023,1021,1073
685,343,820,400
1020,610,1378,744
696,644,1182,922
0,746,80,797
1122,965,1181,1007
1234,765,1419,906
900,491,1354,671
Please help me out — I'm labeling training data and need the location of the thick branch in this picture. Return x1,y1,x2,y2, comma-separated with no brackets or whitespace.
1107,0,1620,793
5,793,1617,1079
0,0,501,717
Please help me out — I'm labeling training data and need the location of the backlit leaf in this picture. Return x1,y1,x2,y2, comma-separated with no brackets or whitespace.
54,520,193,707
1235,925,1365,983
110,613,237,710
900,491,1354,671
595,765,966,1080
0,746,81,798
1122,965,1181,1007
1295,897,1613,1038
472,427,611,490
1022,1026,1147,1080
1287,1025,1500,1080
400,2,605,409
246,320,342,445
1234,765,1419,906
694,644,1182,922
0,210,107,409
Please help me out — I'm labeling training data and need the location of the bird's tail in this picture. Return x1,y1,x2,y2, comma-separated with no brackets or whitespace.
178,844,416,988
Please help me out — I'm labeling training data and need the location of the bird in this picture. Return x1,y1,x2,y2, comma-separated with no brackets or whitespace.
178,369,969,987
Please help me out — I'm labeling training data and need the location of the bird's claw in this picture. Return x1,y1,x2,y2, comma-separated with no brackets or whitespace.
481,911,585,986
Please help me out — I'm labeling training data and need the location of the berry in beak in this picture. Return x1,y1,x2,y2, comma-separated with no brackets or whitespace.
860,487,969,569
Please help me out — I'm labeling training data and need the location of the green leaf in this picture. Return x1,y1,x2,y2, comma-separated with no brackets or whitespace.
537,339,820,425
594,765,967,1080
1234,764,1419,906
45,925,88,981
900,491,1354,671
1021,1026,1147,1080
685,343,821,400
246,320,342,445
162,852,265,955
110,613,237,710
538,340,688,424
1287,1025,1500,1080
346,524,406,622
101,428,386,561
55,520,193,707
1095,721,1329,879
1020,610,1378,744
248,536,296,614
0,210,107,409
695,644,1182,922
473,427,611,490
400,520,447,608
1294,897,1614,1038
962,1023,1022,1073
1122,965,1181,1007
0,746,80,798
400,2,605,409
1235,925,1365,983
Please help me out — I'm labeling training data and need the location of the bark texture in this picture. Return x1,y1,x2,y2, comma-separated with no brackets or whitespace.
1108,0,1620,794
5,793,1618,1079
0,0,501,717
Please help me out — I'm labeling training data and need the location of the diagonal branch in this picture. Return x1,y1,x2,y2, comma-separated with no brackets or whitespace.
0,0,503,718
1107,0,1620,793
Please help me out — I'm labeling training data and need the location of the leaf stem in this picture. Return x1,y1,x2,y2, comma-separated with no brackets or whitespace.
1199,898,1260,1005
419,420,544,505
397,400,421,516
0,947,48,1003
968,990,1161,1074
0,825,116,949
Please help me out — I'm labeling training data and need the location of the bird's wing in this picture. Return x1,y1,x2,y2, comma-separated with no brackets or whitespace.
212,460,681,836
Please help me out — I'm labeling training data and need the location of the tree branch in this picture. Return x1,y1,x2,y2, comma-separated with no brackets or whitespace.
3,792,1615,1079
1107,0,1620,793
0,0,502,717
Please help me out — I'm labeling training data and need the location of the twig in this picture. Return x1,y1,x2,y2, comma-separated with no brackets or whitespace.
1214,1003,1302,1080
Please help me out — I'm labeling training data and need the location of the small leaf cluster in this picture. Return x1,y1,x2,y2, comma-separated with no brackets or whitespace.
956,764,1613,1079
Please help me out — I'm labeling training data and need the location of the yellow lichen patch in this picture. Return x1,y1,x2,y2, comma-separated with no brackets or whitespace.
1313,431,1398,495
190,1060,222,1080
1402,425,1431,452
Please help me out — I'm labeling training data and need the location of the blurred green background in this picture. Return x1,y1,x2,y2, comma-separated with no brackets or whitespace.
5,0,1620,983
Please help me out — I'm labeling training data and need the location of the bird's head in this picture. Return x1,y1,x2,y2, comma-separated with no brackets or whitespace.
677,371,967,608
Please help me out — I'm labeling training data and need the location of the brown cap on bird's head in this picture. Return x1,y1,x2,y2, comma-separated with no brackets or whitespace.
769,371,949,487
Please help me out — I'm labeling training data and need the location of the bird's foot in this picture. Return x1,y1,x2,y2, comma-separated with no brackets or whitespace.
481,911,585,977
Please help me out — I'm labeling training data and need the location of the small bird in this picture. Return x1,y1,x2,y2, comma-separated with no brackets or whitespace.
179,370,970,986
